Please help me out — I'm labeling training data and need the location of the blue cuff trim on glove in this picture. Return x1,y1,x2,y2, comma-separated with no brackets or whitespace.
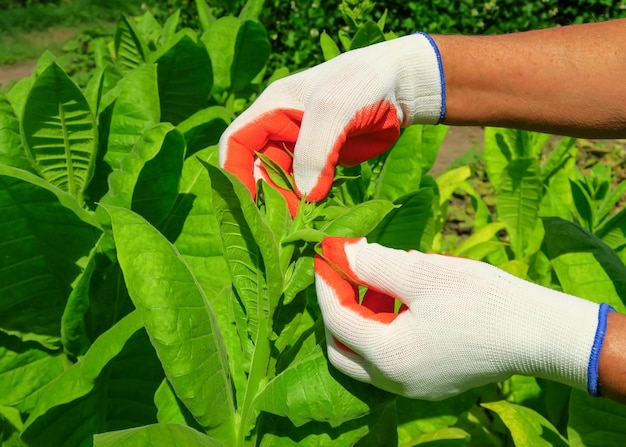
588,303,616,396
416,32,446,124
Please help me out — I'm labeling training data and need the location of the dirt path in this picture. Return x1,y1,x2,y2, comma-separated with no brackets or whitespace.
0,25,89,88
434,126,483,173
0,59,37,88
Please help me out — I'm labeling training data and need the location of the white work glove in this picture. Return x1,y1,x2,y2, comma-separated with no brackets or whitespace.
314,237,614,400
219,33,444,214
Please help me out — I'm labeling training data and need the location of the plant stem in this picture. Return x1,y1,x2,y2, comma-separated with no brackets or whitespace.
238,321,270,445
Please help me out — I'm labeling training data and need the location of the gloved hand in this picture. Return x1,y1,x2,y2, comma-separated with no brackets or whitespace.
314,237,614,400
219,33,445,213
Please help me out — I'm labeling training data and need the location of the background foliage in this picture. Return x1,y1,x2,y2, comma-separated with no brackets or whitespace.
144,0,626,72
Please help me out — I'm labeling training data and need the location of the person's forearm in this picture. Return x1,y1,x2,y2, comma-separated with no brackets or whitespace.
599,312,626,403
433,20,626,138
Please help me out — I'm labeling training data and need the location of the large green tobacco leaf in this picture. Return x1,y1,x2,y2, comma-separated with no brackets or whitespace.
106,205,236,444
161,147,230,300
105,64,160,172
496,158,542,259
257,404,394,446
21,61,97,200
483,127,515,190
153,33,213,125
160,148,245,405
161,8,181,44
320,31,341,61
374,126,423,202
0,333,65,414
542,217,626,312
0,91,31,171
154,379,203,429
597,208,626,263
349,20,386,50
257,323,396,445
22,312,163,447
0,166,101,347
568,389,626,446
130,125,185,225
205,164,283,338
176,106,232,157
202,16,240,93
368,188,435,252
374,124,447,202
61,244,98,357
136,11,163,49
484,128,550,189
482,400,567,447
230,20,271,92
114,15,148,75
256,343,393,428
94,423,225,447
196,0,214,33
101,123,185,226
322,200,395,237
396,389,478,446
205,165,284,440
239,0,264,21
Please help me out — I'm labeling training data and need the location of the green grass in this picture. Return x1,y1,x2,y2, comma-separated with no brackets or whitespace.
0,0,145,65
0,0,145,33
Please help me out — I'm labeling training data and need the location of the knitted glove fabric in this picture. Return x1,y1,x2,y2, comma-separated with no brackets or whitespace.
315,237,613,400
219,33,445,210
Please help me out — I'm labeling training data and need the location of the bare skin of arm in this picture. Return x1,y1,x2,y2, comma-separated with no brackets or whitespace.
599,312,626,403
432,19,626,138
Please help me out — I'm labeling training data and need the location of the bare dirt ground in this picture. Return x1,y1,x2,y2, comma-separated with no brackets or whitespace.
0,59,37,88
433,126,484,173
0,25,85,88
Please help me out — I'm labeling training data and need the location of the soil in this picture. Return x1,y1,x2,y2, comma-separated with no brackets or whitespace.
0,25,87,88
432,126,484,173
0,59,37,88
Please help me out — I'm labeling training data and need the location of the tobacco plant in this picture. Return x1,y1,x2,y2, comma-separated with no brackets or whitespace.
2,1,626,446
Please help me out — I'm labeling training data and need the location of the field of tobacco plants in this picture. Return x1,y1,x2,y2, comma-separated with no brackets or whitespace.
1,1,626,445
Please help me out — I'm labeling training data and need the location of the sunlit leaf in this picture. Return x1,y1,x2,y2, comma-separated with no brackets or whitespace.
114,15,148,75
568,389,626,447
105,64,160,172
320,31,341,61
0,90,31,171
0,332,65,414
350,20,385,50
0,166,101,347
99,123,185,228
496,158,542,259
106,205,236,444
482,400,567,447
542,217,626,312
368,188,435,252
231,20,270,92
94,423,224,447
256,338,393,427
22,61,97,200
323,200,395,237
153,33,213,125
176,106,232,157
202,16,240,92
22,312,164,447
160,148,245,406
